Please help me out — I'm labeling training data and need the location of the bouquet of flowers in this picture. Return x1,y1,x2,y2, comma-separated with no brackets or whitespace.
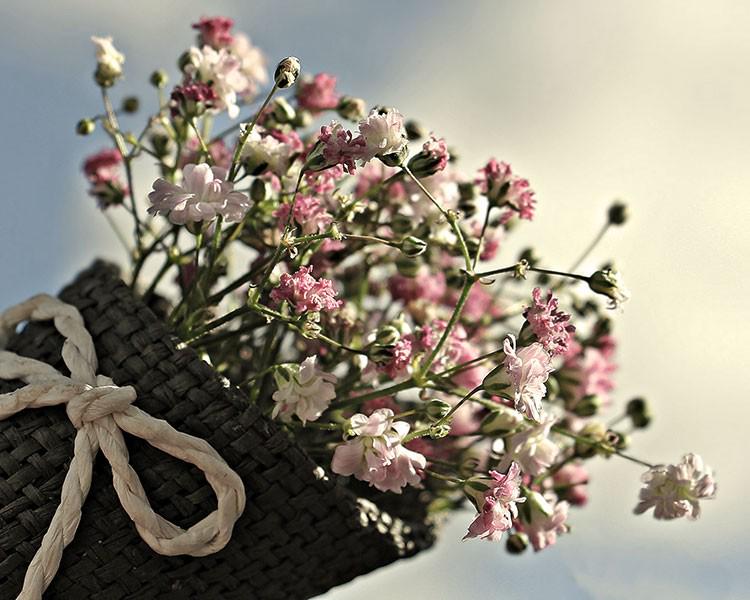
78,15,715,559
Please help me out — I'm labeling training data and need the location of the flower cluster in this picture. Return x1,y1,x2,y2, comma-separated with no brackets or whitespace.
76,17,716,563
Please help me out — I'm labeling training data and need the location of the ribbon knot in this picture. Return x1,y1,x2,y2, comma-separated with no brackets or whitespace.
0,295,246,600
66,377,137,429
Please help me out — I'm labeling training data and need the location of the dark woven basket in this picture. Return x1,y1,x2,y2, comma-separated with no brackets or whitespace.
0,262,434,599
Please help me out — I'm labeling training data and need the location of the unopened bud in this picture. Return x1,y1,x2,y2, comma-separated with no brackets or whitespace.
626,397,652,429
608,201,628,225
404,119,426,141
337,96,367,121
375,326,400,346
514,259,530,280
121,96,139,113
396,257,420,277
588,268,630,309
429,422,452,439
379,143,408,168
150,69,168,88
400,236,428,258
370,344,395,366
425,399,452,421
391,213,413,235
177,50,195,73
573,394,602,418
274,56,301,88
458,183,477,218
250,177,271,203
518,247,540,267
575,421,609,458
479,404,523,434
482,365,511,397
506,533,529,555
270,97,296,123
76,118,96,135
149,133,172,158
292,108,313,128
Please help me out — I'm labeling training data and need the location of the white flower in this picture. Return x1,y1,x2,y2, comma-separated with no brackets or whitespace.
230,33,268,100
91,35,124,79
147,163,251,224
331,408,426,494
499,415,560,476
271,357,337,424
357,108,407,160
521,492,570,551
634,453,716,520
186,45,249,119
240,127,299,176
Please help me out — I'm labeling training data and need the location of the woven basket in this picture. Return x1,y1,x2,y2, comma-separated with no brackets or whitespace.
0,262,434,599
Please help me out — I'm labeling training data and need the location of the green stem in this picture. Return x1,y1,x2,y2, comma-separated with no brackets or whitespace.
551,426,655,468
472,204,492,270
228,83,279,181
330,378,418,410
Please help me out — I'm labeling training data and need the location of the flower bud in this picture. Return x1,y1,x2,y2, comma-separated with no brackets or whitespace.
588,268,630,309
337,96,367,121
149,133,172,158
404,119,426,141
91,36,124,88
610,430,631,450
121,96,139,114
626,397,652,429
270,97,296,123
76,118,96,136
250,177,271,203
608,201,628,226
429,422,452,439
150,69,168,88
518,247,540,268
575,421,612,458
400,236,428,258
370,343,396,366
425,399,452,421
479,404,523,434
274,56,301,88
375,325,400,346
482,365,511,397
292,108,313,128
391,213,413,235
396,257,420,277
506,532,529,555
379,143,409,168
573,394,601,418
445,268,465,289
514,259,530,280
457,183,477,218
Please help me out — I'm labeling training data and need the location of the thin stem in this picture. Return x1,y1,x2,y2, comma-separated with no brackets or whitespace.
568,221,610,274
431,347,506,380
472,204,492,270
551,426,655,469
190,118,212,165
476,264,590,284
228,83,279,182
424,469,465,484
330,378,418,410
432,385,484,430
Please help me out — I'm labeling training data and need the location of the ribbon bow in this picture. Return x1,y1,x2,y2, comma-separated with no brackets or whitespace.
0,295,246,600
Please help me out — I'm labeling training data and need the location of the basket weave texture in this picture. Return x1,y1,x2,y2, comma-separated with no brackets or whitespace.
0,262,434,599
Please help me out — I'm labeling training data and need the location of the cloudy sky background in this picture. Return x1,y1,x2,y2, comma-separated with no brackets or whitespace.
0,1,748,598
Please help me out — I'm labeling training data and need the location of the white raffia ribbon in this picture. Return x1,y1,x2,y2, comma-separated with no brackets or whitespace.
0,294,246,600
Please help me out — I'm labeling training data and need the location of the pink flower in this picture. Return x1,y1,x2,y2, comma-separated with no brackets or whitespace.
305,164,346,194
499,416,560,476
82,148,129,209
180,138,232,170
170,79,218,117
378,337,414,378
464,463,525,542
553,463,589,506
271,356,337,424
476,159,537,222
297,73,341,113
270,266,342,313
634,453,716,520
388,268,447,303
484,335,553,422
185,45,249,119
147,163,250,224
317,121,365,173
273,195,333,235
356,108,407,160
331,408,426,493
422,134,450,172
193,16,235,49
518,492,570,551
524,288,575,356
230,33,268,100
563,345,617,408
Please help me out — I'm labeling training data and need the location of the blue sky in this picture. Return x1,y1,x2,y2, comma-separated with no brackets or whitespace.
0,1,747,598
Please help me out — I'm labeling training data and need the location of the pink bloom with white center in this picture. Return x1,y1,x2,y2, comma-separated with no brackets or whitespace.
318,121,365,173
297,73,341,113
553,463,589,506
270,266,342,313
356,108,407,160
331,408,426,493
422,134,450,172
476,159,537,222
519,492,570,551
488,334,554,422
464,462,525,542
634,453,716,520
499,415,560,476
193,16,235,49
274,195,333,235
148,163,250,224
271,356,337,424
524,288,575,356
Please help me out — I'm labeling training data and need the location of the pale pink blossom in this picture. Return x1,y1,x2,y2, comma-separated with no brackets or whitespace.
564,345,617,407
524,288,575,356
185,45,249,118
230,33,268,100
241,126,302,175
464,463,524,542
271,356,337,423
553,463,589,506
270,266,341,313
305,164,346,194
476,159,536,222
331,408,426,493
274,195,333,235
388,268,447,303
634,453,716,520
180,137,232,169
147,163,250,224
297,73,340,113
192,16,235,49
357,108,407,160
519,492,570,551
422,134,450,172
499,416,560,476
83,148,122,184
317,121,365,173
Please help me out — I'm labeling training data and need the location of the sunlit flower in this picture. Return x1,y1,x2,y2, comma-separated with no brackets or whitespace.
270,266,341,313
357,108,407,161
634,453,716,520
185,45,248,118
91,35,124,83
297,73,340,113
499,415,560,476
192,16,235,49
230,33,268,99
273,195,333,235
272,356,337,423
524,288,575,356
464,463,525,542
147,163,250,224
518,492,570,551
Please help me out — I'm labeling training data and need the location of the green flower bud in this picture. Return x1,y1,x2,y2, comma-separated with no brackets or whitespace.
274,56,301,88
518,247,540,267
479,404,523,435
379,143,409,168
337,96,367,121
370,343,396,366
150,69,169,88
400,235,428,258
506,532,529,555
292,108,313,128
482,365,511,397
588,268,630,309
76,118,96,135
573,394,602,418
149,133,172,158
250,177,271,203
404,119,426,141
375,325,400,346
270,97,296,123
391,213,413,235
425,399,452,421
429,422,452,439
626,397,652,429
396,257,420,277
608,201,628,225
177,51,195,73
121,96,139,113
